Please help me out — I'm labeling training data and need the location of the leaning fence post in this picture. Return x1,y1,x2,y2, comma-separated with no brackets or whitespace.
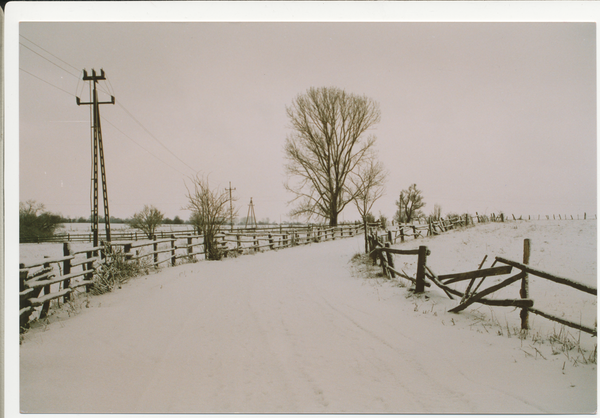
415,246,428,293
520,239,531,330
62,243,72,302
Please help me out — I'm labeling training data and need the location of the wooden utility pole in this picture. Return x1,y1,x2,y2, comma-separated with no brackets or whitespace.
77,69,115,247
226,182,236,231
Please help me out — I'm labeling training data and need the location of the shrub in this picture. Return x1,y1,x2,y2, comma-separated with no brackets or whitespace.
19,200,62,243
91,245,147,295
128,205,164,239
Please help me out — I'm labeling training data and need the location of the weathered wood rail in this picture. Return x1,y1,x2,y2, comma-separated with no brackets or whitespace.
21,223,362,243
368,234,597,336
19,224,363,330
371,213,505,246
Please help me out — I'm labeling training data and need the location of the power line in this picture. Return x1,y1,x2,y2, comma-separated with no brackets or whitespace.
20,64,194,177
20,35,196,177
20,33,118,101
20,34,82,74
102,117,189,176
20,67,76,97
116,101,197,174
20,43,81,79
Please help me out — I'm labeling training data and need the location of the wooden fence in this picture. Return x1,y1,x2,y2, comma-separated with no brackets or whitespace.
20,223,362,244
19,224,363,330
370,213,503,245
368,234,597,336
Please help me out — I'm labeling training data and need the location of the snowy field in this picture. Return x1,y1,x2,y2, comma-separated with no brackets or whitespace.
19,220,596,413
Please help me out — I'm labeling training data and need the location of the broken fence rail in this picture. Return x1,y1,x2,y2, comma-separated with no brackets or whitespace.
369,236,597,336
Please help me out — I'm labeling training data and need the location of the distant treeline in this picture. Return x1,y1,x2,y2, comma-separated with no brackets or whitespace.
61,215,186,225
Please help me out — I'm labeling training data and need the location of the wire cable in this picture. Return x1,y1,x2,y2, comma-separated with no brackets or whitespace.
20,36,196,177
116,101,197,174
20,34,82,74
102,117,189,176
19,34,114,98
20,67,76,97
20,43,81,79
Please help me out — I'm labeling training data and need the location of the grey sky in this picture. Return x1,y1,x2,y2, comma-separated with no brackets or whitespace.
14,9,597,222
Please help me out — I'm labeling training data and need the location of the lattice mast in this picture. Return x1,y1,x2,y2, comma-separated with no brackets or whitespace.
245,198,257,229
76,69,115,246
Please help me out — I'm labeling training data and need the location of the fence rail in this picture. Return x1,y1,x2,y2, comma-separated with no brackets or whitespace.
20,223,364,244
19,224,364,331
368,232,597,336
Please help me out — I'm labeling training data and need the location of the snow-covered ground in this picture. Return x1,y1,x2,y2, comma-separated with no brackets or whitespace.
18,220,596,414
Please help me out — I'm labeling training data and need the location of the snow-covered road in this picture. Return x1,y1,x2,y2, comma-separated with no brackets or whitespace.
20,234,596,413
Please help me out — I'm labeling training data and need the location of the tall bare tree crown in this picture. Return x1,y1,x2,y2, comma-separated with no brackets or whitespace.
284,87,382,226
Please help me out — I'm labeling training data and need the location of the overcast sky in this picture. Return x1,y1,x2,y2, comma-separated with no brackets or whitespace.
12,6,597,223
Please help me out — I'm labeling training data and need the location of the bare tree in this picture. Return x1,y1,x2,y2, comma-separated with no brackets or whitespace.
348,156,387,252
129,205,164,239
184,175,234,260
395,184,425,224
284,86,381,226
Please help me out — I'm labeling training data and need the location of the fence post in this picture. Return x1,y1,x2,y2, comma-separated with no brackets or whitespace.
63,243,72,302
153,235,158,266
187,237,193,259
171,235,176,266
39,258,52,319
368,235,377,265
84,251,93,292
19,263,31,332
124,243,133,262
268,233,274,250
400,227,405,243
385,243,396,278
520,239,530,330
415,246,428,293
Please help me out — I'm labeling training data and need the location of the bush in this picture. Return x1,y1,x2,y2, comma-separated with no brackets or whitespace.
128,205,164,239
91,245,148,295
19,200,63,243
